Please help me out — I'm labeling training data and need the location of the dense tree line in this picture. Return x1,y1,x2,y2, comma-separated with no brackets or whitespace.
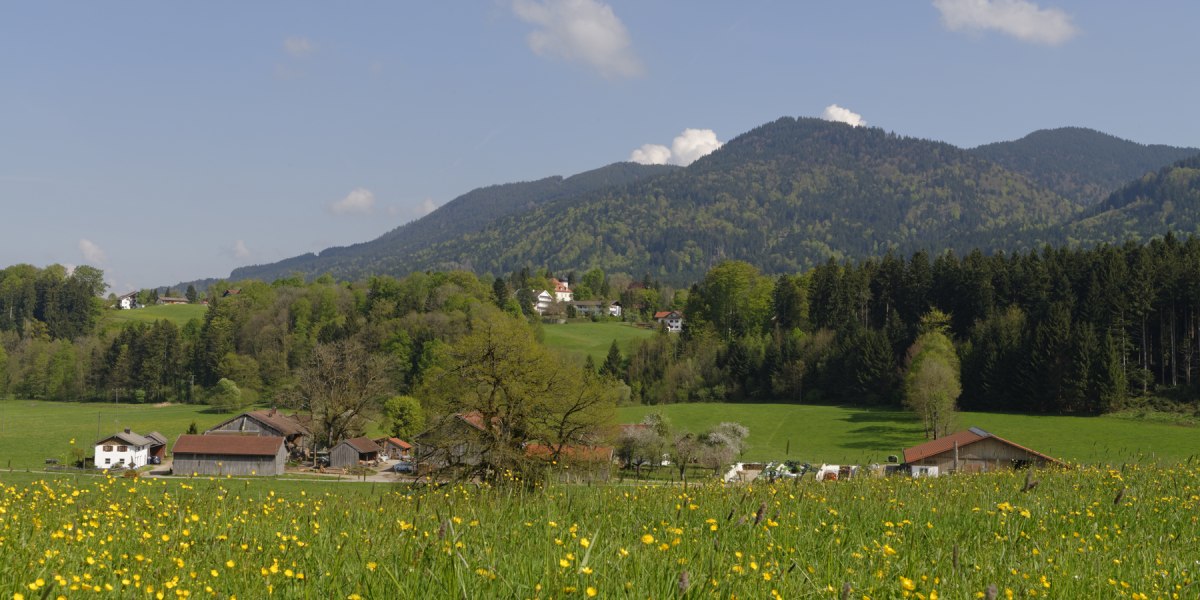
615,236,1200,414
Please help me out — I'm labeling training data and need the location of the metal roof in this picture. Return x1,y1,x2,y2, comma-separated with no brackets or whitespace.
173,434,285,456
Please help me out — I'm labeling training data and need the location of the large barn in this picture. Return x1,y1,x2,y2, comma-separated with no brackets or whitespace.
206,408,310,456
903,427,1063,475
172,434,287,476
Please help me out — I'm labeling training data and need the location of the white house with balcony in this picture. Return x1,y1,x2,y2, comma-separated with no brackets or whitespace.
94,429,166,469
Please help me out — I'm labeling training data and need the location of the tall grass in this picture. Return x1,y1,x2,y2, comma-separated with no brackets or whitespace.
0,463,1195,598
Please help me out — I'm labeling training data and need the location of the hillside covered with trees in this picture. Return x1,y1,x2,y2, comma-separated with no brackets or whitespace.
194,117,1199,288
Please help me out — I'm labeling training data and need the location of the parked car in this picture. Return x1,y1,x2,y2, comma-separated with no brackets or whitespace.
391,461,415,474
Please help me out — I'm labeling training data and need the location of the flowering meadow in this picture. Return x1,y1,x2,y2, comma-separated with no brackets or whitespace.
0,464,1196,599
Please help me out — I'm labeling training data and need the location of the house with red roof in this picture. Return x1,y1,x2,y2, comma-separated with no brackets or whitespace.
330,437,382,468
654,310,684,332
171,434,287,476
902,427,1063,476
375,437,413,461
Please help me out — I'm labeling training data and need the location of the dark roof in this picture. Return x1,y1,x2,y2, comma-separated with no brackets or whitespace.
903,427,1062,465
145,431,168,446
96,430,153,447
340,437,381,454
173,434,285,456
210,409,310,437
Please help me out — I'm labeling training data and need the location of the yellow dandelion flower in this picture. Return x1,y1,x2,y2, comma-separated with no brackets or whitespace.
586,587,597,597
900,576,916,591
641,534,654,545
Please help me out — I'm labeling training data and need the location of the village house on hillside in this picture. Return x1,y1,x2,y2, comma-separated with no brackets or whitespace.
206,408,311,456
654,310,684,332
156,296,189,305
172,434,287,476
568,300,622,318
903,427,1063,475
94,429,166,469
116,291,139,310
550,278,573,302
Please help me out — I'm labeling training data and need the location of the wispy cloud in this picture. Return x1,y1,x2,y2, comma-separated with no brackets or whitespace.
283,36,316,57
330,188,376,215
822,104,867,127
233,240,251,259
79,238,106,265
629,129,723,166
933,0,1078,45
417,198,438,216
512,0,644,78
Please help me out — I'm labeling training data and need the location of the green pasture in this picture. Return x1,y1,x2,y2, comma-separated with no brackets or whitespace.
618,403,1199,465
0,399,224,469
101,303,207,329
541,321,656,363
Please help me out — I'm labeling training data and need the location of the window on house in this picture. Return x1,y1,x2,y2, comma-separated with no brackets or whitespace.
103,445,113,452
105,458,111,465
118,445,128,452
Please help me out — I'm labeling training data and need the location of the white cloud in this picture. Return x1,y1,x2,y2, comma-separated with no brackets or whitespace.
822,104,868,127
79,239,105,265
512,0,644,78
283,36,315,57
330,188,376,215
670,129,722,166
629,129,723,167
418,198,438,216
933,0,1078,45
629,143,671,165
233,240,251,259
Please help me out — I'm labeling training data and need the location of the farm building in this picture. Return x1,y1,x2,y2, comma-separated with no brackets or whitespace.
374,437,413,461
206,408,311,455
330,437,382,468
413,412,495,470
172,435,287,476
903,427,1063,475
94,429,166,469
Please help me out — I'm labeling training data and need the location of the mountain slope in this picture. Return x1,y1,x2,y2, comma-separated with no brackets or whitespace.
1061,154,1200,243
227,162,677,282
402,117,1076,281
971,127,1199,205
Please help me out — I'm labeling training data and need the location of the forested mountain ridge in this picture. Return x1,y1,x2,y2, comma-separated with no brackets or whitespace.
403,117,1077,281
970,127,1199,205
1062,155,1200,244
226,162,677,283
184,117,1199,289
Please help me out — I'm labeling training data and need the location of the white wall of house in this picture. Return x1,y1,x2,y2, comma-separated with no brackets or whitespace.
94,440,149,468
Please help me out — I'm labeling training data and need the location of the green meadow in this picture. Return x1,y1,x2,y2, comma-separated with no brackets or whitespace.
0,399,223,469
101,303,208,329
541,321,656,364
618,403,1199,465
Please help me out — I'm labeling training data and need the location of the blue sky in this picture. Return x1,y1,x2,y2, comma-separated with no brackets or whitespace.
3,1,1198,292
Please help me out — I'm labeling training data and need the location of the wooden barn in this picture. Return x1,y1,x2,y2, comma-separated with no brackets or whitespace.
903,427,1063,475
206,408,310,455
329,437,381,468
172,435,287,476
413,412,495,471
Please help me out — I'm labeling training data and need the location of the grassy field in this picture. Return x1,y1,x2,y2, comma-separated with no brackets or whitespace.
618,403,1200,465
101,303,208,329
542,321,657,364
0,399,225,469
0,464,1194,597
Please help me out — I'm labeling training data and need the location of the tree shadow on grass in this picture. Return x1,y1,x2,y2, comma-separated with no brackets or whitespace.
836,408,924,451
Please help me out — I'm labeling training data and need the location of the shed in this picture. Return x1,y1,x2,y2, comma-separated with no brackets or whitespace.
413,412,495,470
374,437,413,461
902,427,1063,475
330,437,382,468
172,434,287,476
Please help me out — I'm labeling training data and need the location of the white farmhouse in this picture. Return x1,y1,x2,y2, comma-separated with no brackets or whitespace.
94,429,166,469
